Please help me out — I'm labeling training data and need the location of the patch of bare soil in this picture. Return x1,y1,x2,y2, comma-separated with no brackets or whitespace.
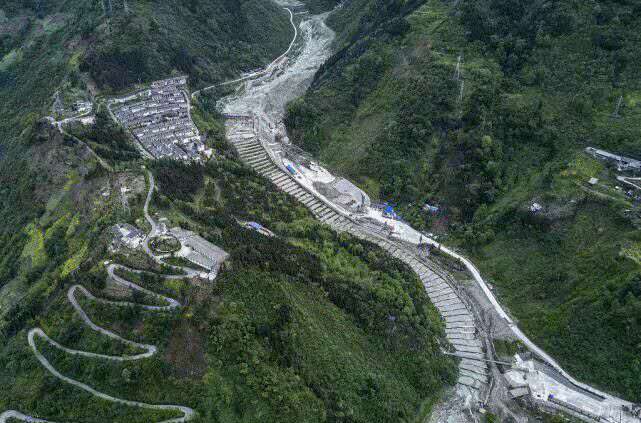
110,318,145,340
165,321,207,379
103,279,133,299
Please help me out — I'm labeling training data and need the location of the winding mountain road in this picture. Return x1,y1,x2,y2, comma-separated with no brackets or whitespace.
617,175,641,191
7,1,637,421
0,171,212,423
191,7,298,99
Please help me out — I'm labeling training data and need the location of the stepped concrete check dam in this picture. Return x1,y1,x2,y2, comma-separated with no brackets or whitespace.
216,2,640,422
3,1,639,423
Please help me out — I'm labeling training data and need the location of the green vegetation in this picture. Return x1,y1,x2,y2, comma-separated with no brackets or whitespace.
1,145,455,422
285,0,641,401
492,339,520,359
150,159,204,202
149,236,181,254
111,248,185,276
0,0,292,303
162,256,209,273
78,0,292,92
67,109,141,165
0,12,455,413
142,145,454,421
0,1,292,282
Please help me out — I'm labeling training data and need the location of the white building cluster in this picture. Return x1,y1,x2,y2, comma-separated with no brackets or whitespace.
110,223,145,251
112,76,212,161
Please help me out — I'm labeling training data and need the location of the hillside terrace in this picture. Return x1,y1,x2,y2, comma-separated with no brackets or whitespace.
110,76,212,161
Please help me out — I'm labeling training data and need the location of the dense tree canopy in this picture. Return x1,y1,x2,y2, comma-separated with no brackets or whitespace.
285,0,641,401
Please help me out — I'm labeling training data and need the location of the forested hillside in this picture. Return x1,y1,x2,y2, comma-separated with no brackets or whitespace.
0,93,454,421
0,0,286,405
286,0,641,401
0,0,290,312
0,2,455,418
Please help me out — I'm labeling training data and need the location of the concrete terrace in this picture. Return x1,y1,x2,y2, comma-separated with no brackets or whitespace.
225,115,490,394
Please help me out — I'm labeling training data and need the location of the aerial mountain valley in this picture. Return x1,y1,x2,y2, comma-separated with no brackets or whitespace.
0,1,640,423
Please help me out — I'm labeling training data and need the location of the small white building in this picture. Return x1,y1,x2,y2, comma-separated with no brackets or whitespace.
111,223,145,250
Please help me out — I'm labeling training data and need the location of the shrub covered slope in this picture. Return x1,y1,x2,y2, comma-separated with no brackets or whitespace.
285,0,641,401
0,0,292,289
0,97,455,421
0,0,455,415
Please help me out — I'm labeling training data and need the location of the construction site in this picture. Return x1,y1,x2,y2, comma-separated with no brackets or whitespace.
224,108,641,423
39,5,641,422
218,10,641,417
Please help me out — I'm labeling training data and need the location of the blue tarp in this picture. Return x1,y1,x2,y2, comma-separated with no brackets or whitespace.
424,204,440,213
382,203,400,219
286,164,297,175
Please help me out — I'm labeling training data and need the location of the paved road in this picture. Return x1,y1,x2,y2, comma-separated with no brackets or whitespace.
25,327,194,423
226,124,490,397
1,173,205,423
191,7,298,99
47,110,93,127
230,117,639,419
225,105,636,422
217,7,633,409
46,116,113,172
0,411,52,423
617,175,641,190
421,237,636,408
141,171,200,278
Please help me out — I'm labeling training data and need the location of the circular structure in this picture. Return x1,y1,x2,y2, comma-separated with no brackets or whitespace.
0,172,207,422
149,235,181,254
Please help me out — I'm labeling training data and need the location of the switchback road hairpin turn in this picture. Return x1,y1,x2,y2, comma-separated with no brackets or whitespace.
0,172,221,423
